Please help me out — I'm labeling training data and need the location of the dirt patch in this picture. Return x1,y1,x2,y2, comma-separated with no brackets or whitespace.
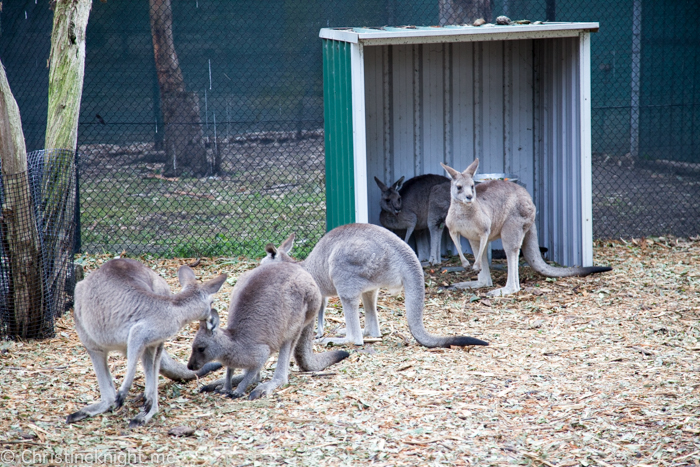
1,238,698,465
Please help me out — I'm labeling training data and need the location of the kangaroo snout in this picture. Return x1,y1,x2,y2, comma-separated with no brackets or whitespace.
186,357,199,372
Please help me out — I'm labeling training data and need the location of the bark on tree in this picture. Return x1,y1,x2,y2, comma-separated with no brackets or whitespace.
0,62,44,338
44,0,89,339
45,0,91,151
149,0,209,177
439,0,493,25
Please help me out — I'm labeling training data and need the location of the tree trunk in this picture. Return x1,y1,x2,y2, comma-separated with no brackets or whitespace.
149,0,209,177
0,62,44,338
44,0,89,336
439,0,493,25
45,0,91,151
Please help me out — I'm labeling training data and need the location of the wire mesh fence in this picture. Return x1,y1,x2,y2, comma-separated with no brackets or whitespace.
0,149,76,339
1,0,698,262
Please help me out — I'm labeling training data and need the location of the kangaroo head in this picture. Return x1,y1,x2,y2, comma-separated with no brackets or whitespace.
177,265,228,320
441,159,479,205
187,309,221,371
375,176,404,215
261,233,297,265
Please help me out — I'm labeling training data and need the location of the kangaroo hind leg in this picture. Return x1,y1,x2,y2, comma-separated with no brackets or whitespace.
249,339,296,400
362,289,381,338
129,343,164,428
319,294,364,346
487,224,526,297
67,348,117,423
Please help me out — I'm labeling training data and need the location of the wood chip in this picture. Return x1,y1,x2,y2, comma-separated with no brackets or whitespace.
167,426,195,437
1,237,697,465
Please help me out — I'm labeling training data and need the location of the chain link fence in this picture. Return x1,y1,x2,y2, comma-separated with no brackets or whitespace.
1,0,698,261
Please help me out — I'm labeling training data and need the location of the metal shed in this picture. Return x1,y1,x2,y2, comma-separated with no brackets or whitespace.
321,22,599,267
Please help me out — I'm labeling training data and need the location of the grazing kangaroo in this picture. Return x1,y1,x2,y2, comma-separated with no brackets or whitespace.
67,258,227,427
261,225,488,348
442,159,612,297
375,174,451,264
186,260,349,400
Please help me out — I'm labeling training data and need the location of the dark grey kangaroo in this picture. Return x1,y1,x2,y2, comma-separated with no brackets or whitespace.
262,225,488,348
187,259,349,400
67,258,227,427
442,159,612,296
375,174,451,264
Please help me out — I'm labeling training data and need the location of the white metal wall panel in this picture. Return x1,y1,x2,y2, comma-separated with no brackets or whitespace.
535,37,585,267
361,35,588,266
506,39,536,194
364,45,385,226
452,42,475,168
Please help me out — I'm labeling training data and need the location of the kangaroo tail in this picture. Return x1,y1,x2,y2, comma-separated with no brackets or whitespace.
401,248,489,348
522,224,612,277
294,324,350,372
159,351,222,382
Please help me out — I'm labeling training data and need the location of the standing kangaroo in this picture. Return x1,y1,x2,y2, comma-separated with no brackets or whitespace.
187,259,349,400
67,258,227,427
375,174,451,264
261,225,488,348
442,159,612,297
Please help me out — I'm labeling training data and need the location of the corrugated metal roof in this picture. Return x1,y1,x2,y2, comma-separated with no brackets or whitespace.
320,22,599,46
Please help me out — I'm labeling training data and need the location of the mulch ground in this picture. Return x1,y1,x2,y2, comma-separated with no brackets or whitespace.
1,237,698,466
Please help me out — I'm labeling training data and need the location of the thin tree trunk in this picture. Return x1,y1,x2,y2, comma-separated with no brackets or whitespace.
0,62,43,338
149,0,209,177
439,0,492,25
44,0,89,335
45,0,91,151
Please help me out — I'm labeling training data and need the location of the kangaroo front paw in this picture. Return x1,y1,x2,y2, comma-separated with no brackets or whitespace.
248,387,270,400
114,392,126,409
199,378,226,393
128,413,149,429
226,390,246,399
66,411,88,424
471,263,481,272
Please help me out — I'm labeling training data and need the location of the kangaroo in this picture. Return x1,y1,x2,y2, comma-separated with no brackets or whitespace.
158,352,222,382
67,258,227,427
375,174,451,264
442,159,612,297
186,259,349,400
261,225,488,348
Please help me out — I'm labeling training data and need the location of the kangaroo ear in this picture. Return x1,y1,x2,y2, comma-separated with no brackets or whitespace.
265,243,278,259
392,176,405,190
441,163,460,180
374,176,389,191
177,265,197,286
206,309,220,332
464,158,479,177
279,233,295,254
202,273,227,294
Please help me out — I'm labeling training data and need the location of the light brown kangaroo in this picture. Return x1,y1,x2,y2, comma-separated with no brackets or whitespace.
442,159,612,296
262,226,488,348
67,258,227,427
187,259,349,399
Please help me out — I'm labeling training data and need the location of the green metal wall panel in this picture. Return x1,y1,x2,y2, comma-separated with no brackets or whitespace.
323,39,355,231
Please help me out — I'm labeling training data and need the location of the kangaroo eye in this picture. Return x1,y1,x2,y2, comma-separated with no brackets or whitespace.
197,346,206,353
456,185,462,191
